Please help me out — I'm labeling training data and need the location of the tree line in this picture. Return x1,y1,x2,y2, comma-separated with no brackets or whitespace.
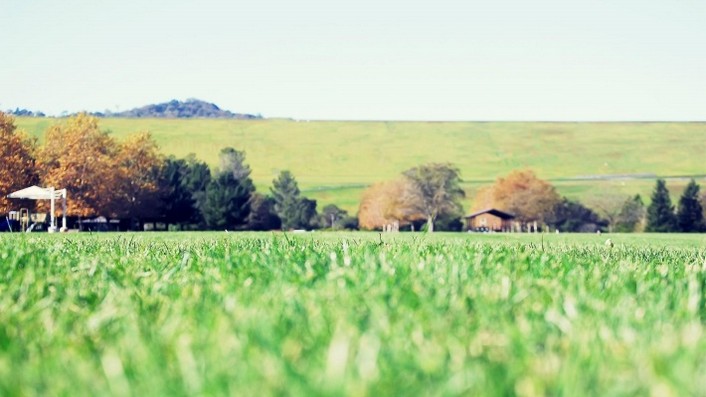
0,112,353,231
358,167,706,233
471,170,706,233
2,111,704,232
644,179,705,232
0,111,467,232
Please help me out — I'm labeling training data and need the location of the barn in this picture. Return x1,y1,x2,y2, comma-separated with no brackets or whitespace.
464,208,515,232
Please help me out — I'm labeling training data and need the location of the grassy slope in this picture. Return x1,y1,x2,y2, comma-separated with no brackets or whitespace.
16,118,706,212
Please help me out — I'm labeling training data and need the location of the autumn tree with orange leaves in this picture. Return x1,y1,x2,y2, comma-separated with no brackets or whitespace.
37,115,167,220
0,112,39,213
358,178,423,231
115,132,165,220
470,185,495,213
37,114,119,217
472,169,560,223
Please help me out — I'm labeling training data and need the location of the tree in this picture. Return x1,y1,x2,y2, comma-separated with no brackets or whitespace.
115,132,164,221
547,198,608,233
676,179,705,232
319,204,350,230
358,178,424,231
246,193,281,231
271,170,301,229
202,173,253,229
270,170,317,229
402,163,465,233
489,169,560,224
218,147,252,181
152,154,212,229
295,198,318,229
469,185,496,213
36,114,120,217
614,195,646,233
646,179,677,232
158,157,199,229
201,148,255,230
0,112,38,214
433,215,464,232
339,215,359,230
586,193,628,233
182,154,212,226
317,204,359,230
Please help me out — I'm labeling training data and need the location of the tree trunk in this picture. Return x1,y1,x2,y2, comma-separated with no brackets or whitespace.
427,215,434,233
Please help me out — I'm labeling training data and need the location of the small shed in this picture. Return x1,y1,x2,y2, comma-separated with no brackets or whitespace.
465,208,515,232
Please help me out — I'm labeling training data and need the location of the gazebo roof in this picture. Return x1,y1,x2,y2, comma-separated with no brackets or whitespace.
7,186,64,200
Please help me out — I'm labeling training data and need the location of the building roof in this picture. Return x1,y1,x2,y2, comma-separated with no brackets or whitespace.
464,208,515,220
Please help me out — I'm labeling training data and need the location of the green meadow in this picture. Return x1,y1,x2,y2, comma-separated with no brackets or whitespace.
2,232,706,396
16,118,706,212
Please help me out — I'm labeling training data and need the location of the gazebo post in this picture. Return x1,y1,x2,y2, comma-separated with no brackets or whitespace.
49,187,56,232
61,189,67,231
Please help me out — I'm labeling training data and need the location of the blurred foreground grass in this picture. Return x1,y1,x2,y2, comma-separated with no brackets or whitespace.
1,232,706,396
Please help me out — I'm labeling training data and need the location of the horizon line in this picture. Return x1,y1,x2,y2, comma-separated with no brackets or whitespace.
8,114,706,124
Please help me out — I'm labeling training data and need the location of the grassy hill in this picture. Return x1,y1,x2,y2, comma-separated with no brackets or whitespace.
16,117,706,213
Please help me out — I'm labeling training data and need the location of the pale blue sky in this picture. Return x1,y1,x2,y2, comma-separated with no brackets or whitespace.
3,0,706,120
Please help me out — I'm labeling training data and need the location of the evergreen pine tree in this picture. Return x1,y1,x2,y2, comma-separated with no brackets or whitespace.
202,172,254,229
271,170,300,229
201,148,254,230
646,179,677,232
677,179,705,232
159,157,198,229
270,170,317,229
182,154,212,226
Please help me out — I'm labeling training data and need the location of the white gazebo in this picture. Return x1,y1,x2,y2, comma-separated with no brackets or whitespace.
7,186,68,232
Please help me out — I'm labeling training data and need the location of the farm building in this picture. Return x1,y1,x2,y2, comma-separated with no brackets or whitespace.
465,208,515,232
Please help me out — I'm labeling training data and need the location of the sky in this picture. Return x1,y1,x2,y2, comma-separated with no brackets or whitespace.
2,0,706,121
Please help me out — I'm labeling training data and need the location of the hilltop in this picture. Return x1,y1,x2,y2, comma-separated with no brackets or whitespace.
7,99,262,119
14,118,706,212
97,99,262,119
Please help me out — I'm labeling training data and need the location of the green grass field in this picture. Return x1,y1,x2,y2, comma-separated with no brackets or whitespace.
15,118,706,212
2,232,706,396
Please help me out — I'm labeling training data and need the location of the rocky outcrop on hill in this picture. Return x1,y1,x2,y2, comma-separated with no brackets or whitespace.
96,99,262,119
6,99,262,119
